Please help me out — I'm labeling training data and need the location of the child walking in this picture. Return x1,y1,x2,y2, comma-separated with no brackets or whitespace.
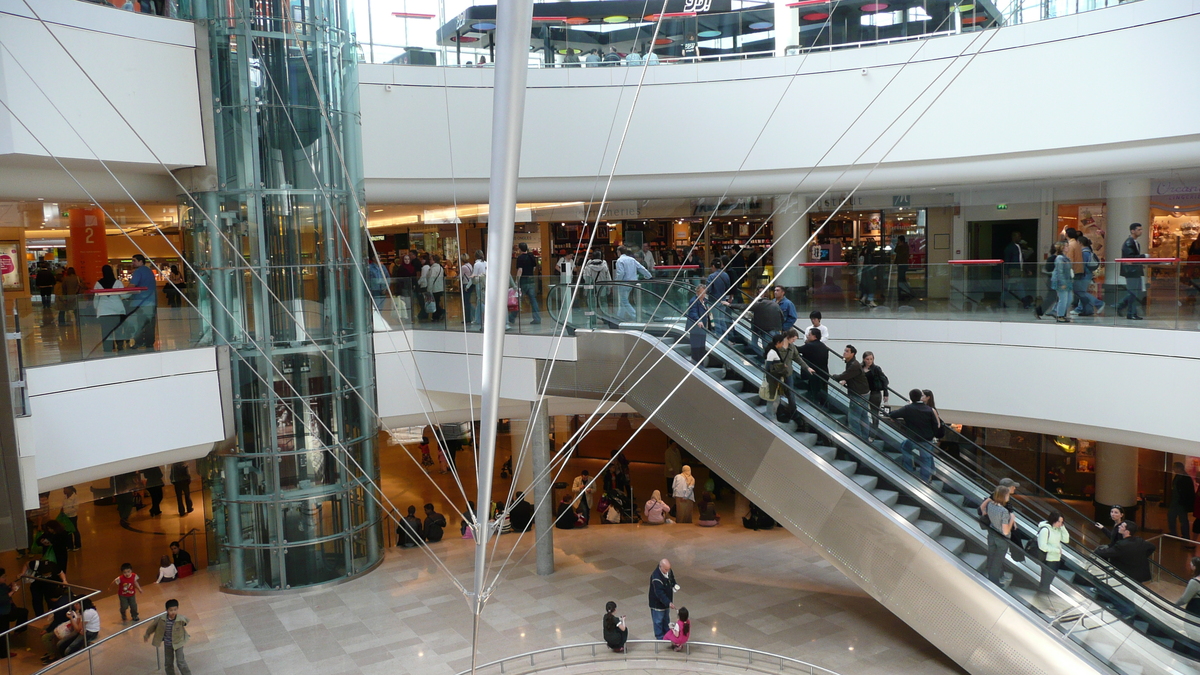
112,562,143,621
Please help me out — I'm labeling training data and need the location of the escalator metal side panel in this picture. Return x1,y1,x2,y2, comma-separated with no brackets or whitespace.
544,330,1109,675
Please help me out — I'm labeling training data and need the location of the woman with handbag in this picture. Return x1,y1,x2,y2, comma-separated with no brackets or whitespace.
1035,512,1069,595
762,333,788,420
419,254,445,322
93,265,127,353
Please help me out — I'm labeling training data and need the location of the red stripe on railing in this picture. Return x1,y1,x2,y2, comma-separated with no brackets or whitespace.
531,16,569,21
1115,257,1177,263
392,12,435,18
787,0,829,6
86,287,149,294
799,262,849,267
948,259,1003,265
659,12,698,17
654,265,700,270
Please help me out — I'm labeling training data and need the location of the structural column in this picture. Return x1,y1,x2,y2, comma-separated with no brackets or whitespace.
1104,178,1151,300
1095,442,1139,524
528,401,554,575
773,2,798,56
773,195,810,289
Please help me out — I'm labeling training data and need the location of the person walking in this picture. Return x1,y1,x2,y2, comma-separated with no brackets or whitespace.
832,345,870,439
171,463,193,516
1049,242,1074,322
128,254,158,350
58,267,81,326
985,486,1014,585
614,245,652,322
458,254,475,325
471,250,487,325
112,562,143,621
94,265,127,354
1118,222,1148,320
648,559,677,640
862,352,889,438
1169,462,1196,539
886,389,940,482
1034,512,1069,595
603,601,628,652
143,599,191,675
1075,236,1104,316
672,466,696,524
61,486,80,549
509,243,541,326
142,465,165,517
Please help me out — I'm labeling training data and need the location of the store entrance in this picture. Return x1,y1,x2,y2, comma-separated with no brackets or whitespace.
967,219,1038,260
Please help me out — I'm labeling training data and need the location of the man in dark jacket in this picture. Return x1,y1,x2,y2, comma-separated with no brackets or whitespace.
746,289,783,360
422,503,446,543
1096,521,1156,582
647,559,677,639
1117,222,1148,320
705,260,732,336
397,506,423,548
1168,463,1195,537
832,345,870,439
796,328,830,408
886,389,940,482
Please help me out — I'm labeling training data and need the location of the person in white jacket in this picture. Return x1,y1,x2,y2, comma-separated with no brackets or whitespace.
1035,512,1069,594
471,250,487,326
419,254,446,321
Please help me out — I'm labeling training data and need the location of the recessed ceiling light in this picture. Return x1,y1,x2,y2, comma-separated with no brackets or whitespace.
373,209,383,212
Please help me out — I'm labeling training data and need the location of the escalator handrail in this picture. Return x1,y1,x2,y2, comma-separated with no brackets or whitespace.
579,279,1200,624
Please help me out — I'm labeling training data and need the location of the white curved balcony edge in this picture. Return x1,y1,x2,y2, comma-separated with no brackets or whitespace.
362,0,1200,202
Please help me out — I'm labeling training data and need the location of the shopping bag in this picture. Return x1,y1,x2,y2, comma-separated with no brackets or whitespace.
507,288,520,311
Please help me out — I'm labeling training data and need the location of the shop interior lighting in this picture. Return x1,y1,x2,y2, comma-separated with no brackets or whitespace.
954,3,975,10
862,3,889,11
802,12,830,20
654,37,674,45
698,29,723,37
565,17,590,24
471,22,496,31
748,21,773,30
603,15,629,23
451,35,479,42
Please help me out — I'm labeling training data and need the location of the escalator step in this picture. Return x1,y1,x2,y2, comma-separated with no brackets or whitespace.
916,520,944,538
793,432,818,446
931,480,945,492
1133,620,1150,633
851,474,879,491
1059,570,1076,584
737,392,758,402
703,367,726,379
870,439,887,451
1150,636,1175,649
831,460,858,476
962,553,987,570
936,535,966,556
721,380,744,392
885,452,902,463
872,489,899,507
894,504,921,523
942,493,966,507
812,445,838,462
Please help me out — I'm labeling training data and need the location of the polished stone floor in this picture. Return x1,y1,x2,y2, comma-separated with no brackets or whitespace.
2,509,963,675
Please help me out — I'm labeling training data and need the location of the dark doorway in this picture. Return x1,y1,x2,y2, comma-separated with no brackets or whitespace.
968,219,1039,260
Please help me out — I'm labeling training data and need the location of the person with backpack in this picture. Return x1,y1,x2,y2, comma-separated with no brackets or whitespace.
1072,235,1104,316
1034,512,1069,595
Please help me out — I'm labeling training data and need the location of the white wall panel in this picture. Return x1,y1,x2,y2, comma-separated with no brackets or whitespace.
835,318,1200,454
363,0,1200,202
0,0,204,179
24,348,225,489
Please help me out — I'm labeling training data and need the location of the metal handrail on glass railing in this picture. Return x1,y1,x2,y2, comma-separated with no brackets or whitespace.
455,640,843,675
589,278,1200,630
2,579,103,675
30,612,167,675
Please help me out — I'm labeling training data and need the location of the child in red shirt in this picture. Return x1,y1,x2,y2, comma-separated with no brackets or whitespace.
111,562,143,621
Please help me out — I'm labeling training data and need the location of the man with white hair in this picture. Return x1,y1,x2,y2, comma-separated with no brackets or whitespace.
648,558,677,639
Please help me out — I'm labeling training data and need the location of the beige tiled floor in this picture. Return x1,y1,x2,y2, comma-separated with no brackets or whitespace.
10,514,965,675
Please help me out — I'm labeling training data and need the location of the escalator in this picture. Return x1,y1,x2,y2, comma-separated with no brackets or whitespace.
544,280,1200,675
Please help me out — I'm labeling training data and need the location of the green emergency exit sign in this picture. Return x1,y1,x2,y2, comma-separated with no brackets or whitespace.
996,204,1008,210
